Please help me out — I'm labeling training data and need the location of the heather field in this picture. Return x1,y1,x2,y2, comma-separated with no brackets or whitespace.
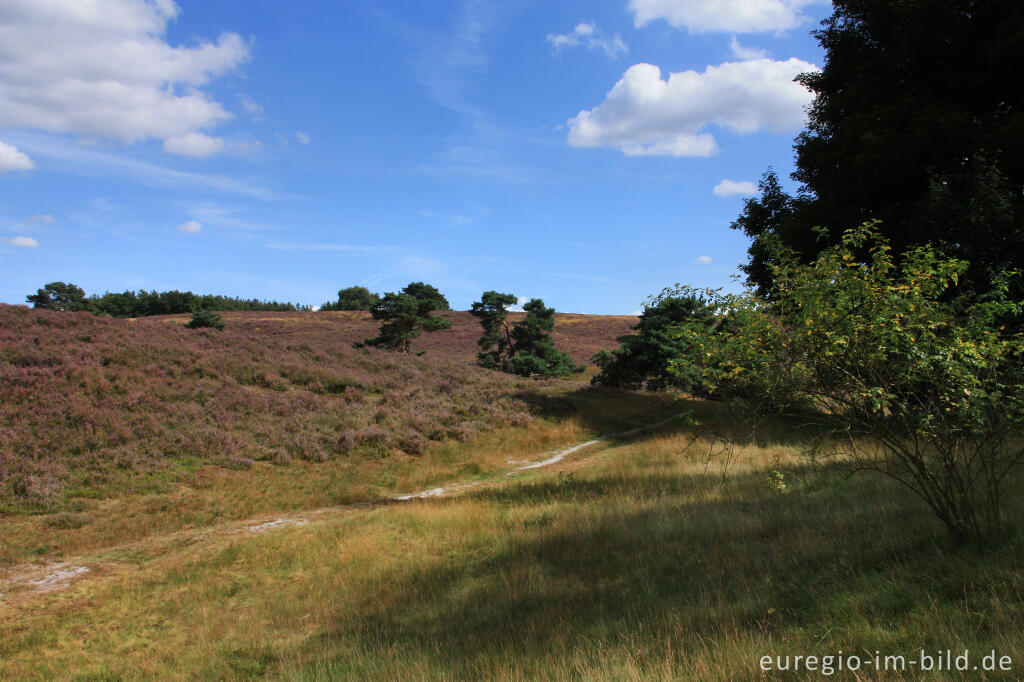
0,304,640,560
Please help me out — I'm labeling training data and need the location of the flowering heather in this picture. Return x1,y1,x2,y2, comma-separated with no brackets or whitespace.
0,305,636,511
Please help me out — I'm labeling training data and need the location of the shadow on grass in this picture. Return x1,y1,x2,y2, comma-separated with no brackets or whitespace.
303,463,1024,677
515,386,828,451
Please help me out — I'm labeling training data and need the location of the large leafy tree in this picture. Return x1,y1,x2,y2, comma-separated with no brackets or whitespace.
321,286,381,311
363,282,451,352
733,0,1024,299
26,282,88,311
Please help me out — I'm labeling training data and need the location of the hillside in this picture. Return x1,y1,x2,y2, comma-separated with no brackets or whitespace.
0,304,637,516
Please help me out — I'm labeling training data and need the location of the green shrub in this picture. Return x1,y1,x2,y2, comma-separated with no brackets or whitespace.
185,309,226,330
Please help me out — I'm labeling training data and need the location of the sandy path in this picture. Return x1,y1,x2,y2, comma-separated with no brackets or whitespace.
0,414,683,605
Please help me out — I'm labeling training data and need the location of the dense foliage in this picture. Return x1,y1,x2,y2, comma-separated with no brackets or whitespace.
733,0,1024,300
27,282,301,317
25,282,88,311
592,289,722,392
320,286,381,311
675,224,1024,544
185,309,226,330
469,291,518,368
470,293,583,377
364,282,452,352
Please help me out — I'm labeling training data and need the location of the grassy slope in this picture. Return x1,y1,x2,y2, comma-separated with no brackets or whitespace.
2,306,1022,679
1,401,1021,680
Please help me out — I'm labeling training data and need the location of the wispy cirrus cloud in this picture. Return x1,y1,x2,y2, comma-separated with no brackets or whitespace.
419,209,474,227
6,131,281,199
265,243,398,253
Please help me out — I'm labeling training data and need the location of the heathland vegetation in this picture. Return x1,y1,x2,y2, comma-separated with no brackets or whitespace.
2,0,1024,678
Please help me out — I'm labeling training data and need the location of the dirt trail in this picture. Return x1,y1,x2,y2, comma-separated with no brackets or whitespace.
0,414,683,607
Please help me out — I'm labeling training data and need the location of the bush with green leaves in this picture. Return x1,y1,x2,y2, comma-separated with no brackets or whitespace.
321,286,381,311
686,223,1024,545
185,309,226,330
592,288,725,392
363,282,451,352
470,293,582,377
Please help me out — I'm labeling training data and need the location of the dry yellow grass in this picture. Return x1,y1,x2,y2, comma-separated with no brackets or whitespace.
2,399,1021,680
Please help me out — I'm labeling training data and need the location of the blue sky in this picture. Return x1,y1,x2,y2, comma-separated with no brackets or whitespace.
0,0,831,313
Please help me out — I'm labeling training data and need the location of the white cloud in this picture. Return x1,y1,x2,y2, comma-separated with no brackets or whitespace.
713,179,759,196
295,131,311,144
629,0,819,33
567,58,817,157
0,0,249,154
177,220,202,234
163,132,225,158
729,36,768,60
26,213,54,223
0,140,35,173
547,22,628,59
5,235,39,247
694,255,713,264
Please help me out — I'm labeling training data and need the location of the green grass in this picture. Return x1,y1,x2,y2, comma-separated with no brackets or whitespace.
1,394,1022,680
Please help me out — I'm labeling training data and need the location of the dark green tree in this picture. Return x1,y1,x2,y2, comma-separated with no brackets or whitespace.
592,289,721,391
185,309,226,330
469,291,518,368
733,0,1024,299
363,282,451,352
468,293,582,376
26,282,88,311
323,286,381,311
505,299,583,377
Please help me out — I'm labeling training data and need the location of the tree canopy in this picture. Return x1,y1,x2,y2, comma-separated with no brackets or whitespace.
592,289,722,392
27,283,300,317
363,282,452,352
321,286,381,311
733,0,1024,300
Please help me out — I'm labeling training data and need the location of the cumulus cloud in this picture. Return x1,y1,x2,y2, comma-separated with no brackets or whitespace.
295,131,311,144
547,22,628,59
4,236,39,247
567,58,817,157
0,140,35,173
0,0,249,154
163,132,225,158
629,0,819,33
713,179,758,196
694,255,713,264
177,220,202,234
